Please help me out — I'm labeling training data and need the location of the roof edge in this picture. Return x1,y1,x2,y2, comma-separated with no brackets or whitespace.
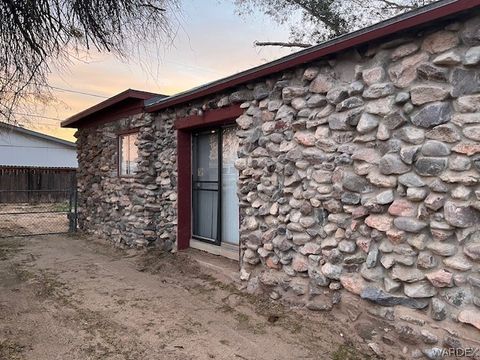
0,122,76,148
61,89,165,128
145,0,479,113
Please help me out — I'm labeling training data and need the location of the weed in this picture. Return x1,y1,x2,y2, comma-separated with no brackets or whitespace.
0,339,25,360
332,343,372,360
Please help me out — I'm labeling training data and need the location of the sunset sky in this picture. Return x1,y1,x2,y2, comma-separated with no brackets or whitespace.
26,0,294,142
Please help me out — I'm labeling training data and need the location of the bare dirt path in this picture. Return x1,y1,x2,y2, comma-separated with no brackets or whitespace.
0,234,380,360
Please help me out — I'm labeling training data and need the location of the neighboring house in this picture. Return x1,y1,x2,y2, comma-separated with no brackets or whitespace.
63,0,480,339
0,122,77,168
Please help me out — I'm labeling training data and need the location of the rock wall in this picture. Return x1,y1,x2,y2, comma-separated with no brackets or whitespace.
235,15,480,334
75,113,177,249
74,11,480,346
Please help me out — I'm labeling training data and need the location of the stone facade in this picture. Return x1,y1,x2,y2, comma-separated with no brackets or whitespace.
232,16,480,335
75,12,480,348
75,113,177,249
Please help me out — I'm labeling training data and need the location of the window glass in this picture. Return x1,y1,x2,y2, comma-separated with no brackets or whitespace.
119,132,138,176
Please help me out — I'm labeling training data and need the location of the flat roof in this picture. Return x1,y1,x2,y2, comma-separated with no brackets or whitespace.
145,0,480,113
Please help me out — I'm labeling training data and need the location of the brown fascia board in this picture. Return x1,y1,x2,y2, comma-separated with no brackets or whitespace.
145,0,480,113
61,89,164,128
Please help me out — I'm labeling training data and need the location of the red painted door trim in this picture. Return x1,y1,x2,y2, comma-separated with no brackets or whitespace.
175,105,244,251
176,129,192,250
174,105,243,130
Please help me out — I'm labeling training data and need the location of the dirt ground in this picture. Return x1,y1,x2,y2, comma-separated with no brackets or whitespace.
0,234,391,360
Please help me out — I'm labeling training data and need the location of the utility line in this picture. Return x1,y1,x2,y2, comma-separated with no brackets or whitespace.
13,112,63,122
49,85,108,99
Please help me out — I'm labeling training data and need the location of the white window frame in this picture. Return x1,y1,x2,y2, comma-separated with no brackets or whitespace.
118,131,139,177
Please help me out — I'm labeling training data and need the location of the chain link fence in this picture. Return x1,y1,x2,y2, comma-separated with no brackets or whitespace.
0,189,77,237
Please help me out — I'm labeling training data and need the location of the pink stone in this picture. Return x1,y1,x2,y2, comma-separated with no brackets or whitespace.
362,66,385,86
340,274,367,295
388,52,429,88
309,72,335,94
350,220,361,231
426,269,453,288
388,199,417,217
391,43,419,61
422,31,459,54
294,131,316,146
266,257,281,270
351,148,381,164
386,228,407,244
291,254,308,272
300,242,322,255
261,110,274,122
352,206,369,219
356,237,371,253
452,143,480,156
365,214,393,232
236,114,253,129
458,310,480,331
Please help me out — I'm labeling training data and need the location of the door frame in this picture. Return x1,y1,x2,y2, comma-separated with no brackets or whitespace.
191,128,222,246
175,105,244,251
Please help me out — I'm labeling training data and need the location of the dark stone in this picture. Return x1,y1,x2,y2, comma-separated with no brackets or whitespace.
473,157,480,172
360,287,429,309
461,18,480,46
326,86,349,104
341,192,361,205
441,287,473,307
443,336,462,350
417,63,448,82
336,96,364,112
431,298,447,321
421,140,451,157
444,201,480,228
394,217,427,233
253,85,270,100
384,111,407,130
450,68,480,98
398,172,425,187
328,108,362,130
411,102,452,128
396,325,420,345
343,172,373,193
363,82,396,99
426,125,461,143
229,89,254,103
379,154,410,175
414,157,447,176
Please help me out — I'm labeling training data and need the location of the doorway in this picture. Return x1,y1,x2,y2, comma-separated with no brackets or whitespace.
192,127,239,248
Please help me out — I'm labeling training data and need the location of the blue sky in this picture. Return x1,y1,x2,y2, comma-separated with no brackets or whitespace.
31,0,295,140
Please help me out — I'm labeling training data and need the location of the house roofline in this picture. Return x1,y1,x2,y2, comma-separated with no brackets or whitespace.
0,122,76,148
145,0,479,113
61,89,165,128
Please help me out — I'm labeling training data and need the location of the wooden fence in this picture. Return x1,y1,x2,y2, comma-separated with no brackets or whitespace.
0,166,76,203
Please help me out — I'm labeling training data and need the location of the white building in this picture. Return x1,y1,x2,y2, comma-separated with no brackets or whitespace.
0,122,77,168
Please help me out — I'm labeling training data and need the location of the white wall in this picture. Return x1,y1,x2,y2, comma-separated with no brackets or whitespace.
0,130,77,168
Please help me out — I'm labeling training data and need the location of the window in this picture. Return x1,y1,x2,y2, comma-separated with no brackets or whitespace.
119,132,139,176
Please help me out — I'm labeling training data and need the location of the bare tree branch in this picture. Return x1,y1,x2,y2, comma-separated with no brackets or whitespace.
234,0,436,49
0,0,178,124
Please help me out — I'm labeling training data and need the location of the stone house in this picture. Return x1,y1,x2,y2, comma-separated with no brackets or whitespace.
63,0,480,341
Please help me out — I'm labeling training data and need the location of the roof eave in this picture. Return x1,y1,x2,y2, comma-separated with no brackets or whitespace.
61,89,164,128
145,0,479,113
